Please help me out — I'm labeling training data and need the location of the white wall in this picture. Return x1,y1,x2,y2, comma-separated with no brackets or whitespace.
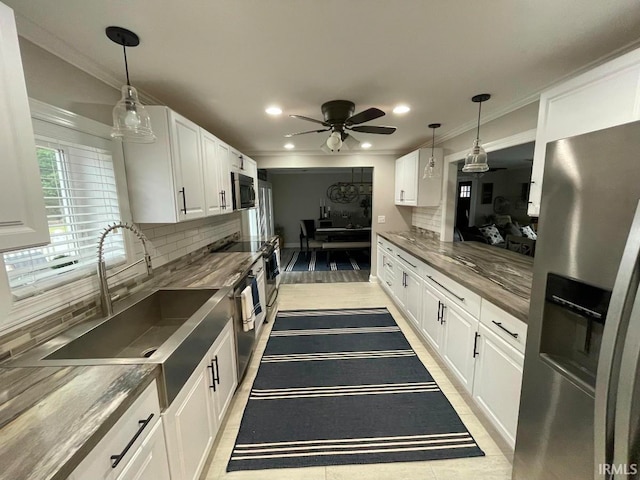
254,154,413,276
270,170,373,246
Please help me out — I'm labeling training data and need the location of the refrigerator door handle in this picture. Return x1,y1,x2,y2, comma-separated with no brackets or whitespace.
595,200,640,479
613,290,640,478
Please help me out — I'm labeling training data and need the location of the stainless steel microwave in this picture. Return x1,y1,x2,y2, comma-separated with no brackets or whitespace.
231,172,256,210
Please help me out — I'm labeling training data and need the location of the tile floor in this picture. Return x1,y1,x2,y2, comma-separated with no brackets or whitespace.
204,282,513,480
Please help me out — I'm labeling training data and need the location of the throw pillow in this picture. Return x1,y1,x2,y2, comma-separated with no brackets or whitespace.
521,225,538,240
478,224,505,245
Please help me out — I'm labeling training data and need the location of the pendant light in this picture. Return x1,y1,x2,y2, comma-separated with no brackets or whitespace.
462,93,491,173
423,123,441,179
106,26,156,143
326,131,343,152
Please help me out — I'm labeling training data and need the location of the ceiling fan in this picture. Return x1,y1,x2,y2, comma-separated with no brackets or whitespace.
285,100,397,151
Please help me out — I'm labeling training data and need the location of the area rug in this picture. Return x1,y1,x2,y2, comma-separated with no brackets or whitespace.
284,250,370,272
227,307,484,471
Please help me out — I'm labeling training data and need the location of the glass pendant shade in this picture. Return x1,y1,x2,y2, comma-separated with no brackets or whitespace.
326,131,343,151
424,156,437,179
111,85,156,143
462,138,489,173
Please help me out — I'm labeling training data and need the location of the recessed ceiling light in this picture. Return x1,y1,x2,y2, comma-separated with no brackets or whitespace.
361,142,372,149
284,143,295,149
393,105,411,114
265,106,282,115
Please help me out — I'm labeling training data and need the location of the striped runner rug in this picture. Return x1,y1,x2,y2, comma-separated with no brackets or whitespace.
284,250,370,272
227,307,484,471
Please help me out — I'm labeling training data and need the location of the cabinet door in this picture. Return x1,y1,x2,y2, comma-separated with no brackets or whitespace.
0,3,49,251
394,157,404,204
472,324,524,447
116,420,171,480
441,302,479,393
402,150,419,205
211,321,238,425
163,366,216,480
216,141,233,212
404,269,422,328
393,267,407,310
376,245,385,283
169,112,206,221
421,282,444,352
201,130,222,216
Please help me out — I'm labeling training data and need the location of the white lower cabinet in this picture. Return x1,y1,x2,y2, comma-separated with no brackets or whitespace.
116,420,171,480
163,318,237,480
376,234,527,448
420,281,446,352
69,381,168,480
441,302,479,394
472,324,524,447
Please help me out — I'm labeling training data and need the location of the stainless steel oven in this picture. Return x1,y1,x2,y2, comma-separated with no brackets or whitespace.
231,172,256,210
231,272,257,380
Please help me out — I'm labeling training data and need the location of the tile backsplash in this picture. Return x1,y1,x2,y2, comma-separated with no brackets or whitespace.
412,206,442,233
0,213,241,362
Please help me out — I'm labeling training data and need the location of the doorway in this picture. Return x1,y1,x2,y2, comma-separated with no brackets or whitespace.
456,181,472,228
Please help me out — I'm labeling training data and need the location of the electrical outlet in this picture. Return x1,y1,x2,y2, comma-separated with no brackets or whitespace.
377,215,386,224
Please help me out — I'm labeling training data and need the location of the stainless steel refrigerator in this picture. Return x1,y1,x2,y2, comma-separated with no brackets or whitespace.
513,121,640,480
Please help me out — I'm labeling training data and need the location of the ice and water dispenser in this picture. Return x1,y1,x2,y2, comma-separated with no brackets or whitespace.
539,273,612,395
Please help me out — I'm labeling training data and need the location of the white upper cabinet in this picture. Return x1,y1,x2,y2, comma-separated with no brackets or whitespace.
201,130,225,216
394,148,443,207
0,2,49,252
529,47,640,216
216,140,233,213
123,106,206,223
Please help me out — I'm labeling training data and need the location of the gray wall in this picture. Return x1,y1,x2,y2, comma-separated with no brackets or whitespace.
254,154,413,277
19,38,120,124
270,170,373,246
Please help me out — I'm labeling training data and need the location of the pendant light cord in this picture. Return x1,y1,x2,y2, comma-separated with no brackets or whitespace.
476,101,482,141
123,44,131,86
431,127,436,155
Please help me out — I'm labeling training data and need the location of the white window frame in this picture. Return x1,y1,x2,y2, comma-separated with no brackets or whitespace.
0,100,139,334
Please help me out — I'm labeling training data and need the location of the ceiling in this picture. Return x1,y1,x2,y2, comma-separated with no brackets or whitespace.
6,1,640,156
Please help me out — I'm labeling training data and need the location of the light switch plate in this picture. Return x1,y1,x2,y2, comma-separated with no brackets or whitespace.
377,215,386,224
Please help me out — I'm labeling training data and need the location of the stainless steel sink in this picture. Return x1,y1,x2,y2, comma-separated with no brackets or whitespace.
46,289,215,360
10,287,233,407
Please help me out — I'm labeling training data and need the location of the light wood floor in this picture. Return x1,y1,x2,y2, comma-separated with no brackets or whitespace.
279,248,371,284
203,282,513,480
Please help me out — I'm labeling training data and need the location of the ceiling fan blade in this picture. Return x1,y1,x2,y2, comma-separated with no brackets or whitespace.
289,114,328,126
346,107,385,125
284,128,330,137
350,125,396,135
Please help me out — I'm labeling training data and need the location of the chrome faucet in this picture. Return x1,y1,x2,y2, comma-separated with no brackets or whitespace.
97,221,152,316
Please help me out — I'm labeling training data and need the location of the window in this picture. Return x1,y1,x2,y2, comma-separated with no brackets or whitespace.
459,184,472,198
4,132,125,299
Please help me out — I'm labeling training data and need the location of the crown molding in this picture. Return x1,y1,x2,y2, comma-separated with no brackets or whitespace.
14,13,164,106
414,36,640,150
246,149,400,157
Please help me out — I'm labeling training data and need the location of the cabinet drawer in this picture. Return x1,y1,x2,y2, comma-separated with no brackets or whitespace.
395,249,421,273
480,301,528,354
72,380,161,479
421,265,481,318
377,236,396,255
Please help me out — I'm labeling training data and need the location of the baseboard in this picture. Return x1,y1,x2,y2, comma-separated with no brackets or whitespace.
369,274,378,282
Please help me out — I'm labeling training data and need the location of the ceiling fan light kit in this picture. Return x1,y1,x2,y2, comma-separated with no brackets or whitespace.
285,99,397,152
462,93,491,173
107,26,156,143
424,123,441,179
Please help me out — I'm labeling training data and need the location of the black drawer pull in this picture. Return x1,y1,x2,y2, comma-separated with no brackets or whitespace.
214,355,220,385
208,359,217,391
425,275,465,302
397,255,417,269
473,332,480,357
110,413,154,468
492,321,519,338
179,187,187,214
386,247,393,252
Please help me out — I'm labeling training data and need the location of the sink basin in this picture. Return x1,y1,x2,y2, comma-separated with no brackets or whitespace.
46,289,216,360
10,286,234,407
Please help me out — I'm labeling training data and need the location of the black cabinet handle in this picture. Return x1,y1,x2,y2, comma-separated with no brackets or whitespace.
214,355,220,386
492,320,519,338
473,332,480,357
240,154,244,170
110,413,154,468
179,188,187,214
437,301,442,323
398,255,417,269
386,247,393,252
220,191,225,209
402,272,407,287
386,281,392,287
208,360,217,391
425,275,465,302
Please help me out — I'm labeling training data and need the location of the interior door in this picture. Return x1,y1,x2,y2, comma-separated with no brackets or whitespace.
455,181,472,228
